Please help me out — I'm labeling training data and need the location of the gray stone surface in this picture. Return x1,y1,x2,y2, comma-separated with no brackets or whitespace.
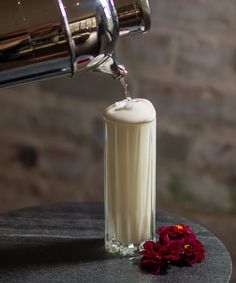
0,203,232,283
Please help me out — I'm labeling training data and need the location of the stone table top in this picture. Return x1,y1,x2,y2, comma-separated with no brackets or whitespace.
0,203,232,283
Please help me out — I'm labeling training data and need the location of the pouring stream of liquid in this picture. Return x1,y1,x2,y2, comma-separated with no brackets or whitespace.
120,76,131,99
94,53,131,99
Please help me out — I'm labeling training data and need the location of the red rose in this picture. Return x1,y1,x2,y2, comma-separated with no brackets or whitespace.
140,224,205,274
158,224,196,246
140,255,166,274
140,240,184,273
181,239,205,265
161,239,184,261
140,241,168,274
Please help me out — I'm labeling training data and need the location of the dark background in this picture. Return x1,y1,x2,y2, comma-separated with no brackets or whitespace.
0,0,236,281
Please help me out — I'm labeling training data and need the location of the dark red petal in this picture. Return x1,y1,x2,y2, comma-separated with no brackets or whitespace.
140,257,163,274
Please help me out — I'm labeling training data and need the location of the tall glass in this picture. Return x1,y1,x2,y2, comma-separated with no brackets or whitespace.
104,98,156,256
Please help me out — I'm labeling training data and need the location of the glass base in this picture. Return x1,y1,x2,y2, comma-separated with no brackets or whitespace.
105,239,143,256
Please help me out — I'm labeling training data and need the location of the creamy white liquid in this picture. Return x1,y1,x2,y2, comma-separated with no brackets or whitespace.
104,98,156,246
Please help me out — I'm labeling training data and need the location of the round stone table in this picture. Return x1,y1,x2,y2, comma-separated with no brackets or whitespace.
0,203,232,283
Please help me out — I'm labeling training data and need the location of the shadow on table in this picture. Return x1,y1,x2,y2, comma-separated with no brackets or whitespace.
0,238,111,268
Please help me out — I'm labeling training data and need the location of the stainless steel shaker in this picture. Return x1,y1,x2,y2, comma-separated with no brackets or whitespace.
0,0,151,88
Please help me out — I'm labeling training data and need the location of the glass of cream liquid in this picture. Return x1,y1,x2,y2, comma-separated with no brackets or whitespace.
104,98,156,256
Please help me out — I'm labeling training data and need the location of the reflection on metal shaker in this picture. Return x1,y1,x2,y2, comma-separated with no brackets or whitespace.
0,0,151,88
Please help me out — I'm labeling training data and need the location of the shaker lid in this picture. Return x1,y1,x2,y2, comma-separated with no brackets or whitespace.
104,98,156,124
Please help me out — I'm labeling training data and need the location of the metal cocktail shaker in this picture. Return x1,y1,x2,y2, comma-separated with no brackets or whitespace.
0,0,151,88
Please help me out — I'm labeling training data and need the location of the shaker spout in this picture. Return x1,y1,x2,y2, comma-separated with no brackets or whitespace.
94,54,128,80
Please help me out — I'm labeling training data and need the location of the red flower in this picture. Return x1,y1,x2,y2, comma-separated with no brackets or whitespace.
140,241,167,274
140,240,184,273
163,240,184,261
139,224,205,274
181,239,205,265
158,224,196,246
